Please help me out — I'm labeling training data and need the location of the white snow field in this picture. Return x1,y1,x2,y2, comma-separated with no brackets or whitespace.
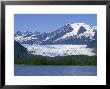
22,44,96,57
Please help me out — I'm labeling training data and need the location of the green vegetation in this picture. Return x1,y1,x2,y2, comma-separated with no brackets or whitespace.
14,55,97,66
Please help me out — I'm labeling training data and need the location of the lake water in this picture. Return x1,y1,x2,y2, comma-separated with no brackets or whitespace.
14,65,97,76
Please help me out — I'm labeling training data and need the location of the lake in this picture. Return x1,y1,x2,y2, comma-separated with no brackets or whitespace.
14,65,97,76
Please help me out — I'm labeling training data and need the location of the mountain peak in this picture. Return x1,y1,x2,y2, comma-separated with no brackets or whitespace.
70,22,96,30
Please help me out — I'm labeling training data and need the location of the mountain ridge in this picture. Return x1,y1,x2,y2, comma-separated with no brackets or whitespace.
15,22,97,46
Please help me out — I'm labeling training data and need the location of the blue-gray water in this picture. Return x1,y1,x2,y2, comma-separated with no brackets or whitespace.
14,65,97,76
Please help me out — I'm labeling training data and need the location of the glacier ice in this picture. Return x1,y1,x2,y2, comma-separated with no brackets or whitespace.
22,44,96,57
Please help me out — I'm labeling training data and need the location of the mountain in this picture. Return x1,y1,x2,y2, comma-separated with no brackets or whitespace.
51,23,96,45
14,23,97,46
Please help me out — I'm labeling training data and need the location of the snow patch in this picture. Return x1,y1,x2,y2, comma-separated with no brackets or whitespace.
44,37,49,41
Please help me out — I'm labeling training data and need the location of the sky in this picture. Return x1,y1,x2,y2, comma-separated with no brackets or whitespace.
14,14,97,33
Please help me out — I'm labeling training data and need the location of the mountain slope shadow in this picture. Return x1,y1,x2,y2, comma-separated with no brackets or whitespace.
14,41,28,59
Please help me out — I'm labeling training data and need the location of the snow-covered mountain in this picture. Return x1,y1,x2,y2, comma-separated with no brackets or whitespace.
15,23,97,45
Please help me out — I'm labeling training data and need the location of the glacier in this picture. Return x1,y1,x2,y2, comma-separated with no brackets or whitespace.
22,44,96,57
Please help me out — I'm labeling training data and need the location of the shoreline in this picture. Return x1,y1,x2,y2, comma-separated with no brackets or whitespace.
14,64,97,66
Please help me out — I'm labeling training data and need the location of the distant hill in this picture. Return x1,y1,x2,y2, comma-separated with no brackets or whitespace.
87,39,97,54
14,41,28,58
87,40,97,48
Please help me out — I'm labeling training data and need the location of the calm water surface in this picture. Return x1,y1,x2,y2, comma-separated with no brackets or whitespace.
14,65,97,76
